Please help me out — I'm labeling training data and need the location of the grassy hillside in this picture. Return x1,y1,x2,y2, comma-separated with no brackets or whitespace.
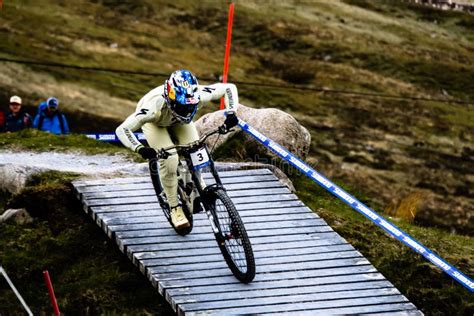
0,0,473,314
1,0,473,234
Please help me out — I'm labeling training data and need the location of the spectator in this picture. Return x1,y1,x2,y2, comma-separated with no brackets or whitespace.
5,95,32,132
33,97,70,135
0,107,4,132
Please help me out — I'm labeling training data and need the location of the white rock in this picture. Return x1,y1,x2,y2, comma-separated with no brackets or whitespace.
0,164,44,194
0,208,33,224
196,104,311,159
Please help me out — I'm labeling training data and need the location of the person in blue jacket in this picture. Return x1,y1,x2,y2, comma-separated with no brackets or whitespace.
33,97,70,135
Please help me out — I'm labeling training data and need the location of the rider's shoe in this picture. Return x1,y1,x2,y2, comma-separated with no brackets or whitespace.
170,204,190,229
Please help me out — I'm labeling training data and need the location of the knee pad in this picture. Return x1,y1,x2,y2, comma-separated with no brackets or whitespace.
159,154,179,180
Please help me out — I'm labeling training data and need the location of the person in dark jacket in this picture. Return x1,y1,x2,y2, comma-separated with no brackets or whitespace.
5,95,32,132
0,109,5,132
33,97,70,135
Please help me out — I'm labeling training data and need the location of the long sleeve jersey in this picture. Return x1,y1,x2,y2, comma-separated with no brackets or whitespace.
116,83,239,152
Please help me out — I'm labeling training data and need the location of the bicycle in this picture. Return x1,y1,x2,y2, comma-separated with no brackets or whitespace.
148,125,256,283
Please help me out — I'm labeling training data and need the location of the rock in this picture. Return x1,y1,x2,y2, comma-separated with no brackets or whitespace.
196,104,311,159
0,208,33,225
0,164,44,194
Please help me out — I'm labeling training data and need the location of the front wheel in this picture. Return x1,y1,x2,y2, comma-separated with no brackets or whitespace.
208,188,255,283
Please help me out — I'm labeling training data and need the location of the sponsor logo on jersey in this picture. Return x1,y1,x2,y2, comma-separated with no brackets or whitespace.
136,108,149,117
202,87,215,94
226,87,234,108
124,129,139,146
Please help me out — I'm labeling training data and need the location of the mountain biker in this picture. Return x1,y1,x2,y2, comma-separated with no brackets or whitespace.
116,69,239,229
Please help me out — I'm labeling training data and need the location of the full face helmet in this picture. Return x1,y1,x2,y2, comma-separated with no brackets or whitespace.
164,69,200,123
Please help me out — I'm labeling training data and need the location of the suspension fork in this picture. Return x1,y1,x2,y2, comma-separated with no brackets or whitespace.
148,158,163,195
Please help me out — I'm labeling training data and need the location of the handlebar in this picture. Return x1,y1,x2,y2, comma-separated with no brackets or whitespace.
157,125,232,158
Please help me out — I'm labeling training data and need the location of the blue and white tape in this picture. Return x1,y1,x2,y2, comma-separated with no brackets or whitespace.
85,132,145,142
238,119,474,293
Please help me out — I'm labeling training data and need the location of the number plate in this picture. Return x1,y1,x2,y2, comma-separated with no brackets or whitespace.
190,147,210,169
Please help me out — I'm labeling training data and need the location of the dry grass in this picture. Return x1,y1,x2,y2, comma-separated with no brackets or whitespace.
387,190,428,222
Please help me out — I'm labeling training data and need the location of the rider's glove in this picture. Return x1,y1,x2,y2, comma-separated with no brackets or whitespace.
223,111,238,130
137,146,157,160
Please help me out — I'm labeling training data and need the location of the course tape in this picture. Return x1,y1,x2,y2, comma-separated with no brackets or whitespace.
238,119,474,293
85,132,145,142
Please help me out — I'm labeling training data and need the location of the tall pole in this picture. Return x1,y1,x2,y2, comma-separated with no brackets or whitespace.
43,270,61,316
220,2,235,110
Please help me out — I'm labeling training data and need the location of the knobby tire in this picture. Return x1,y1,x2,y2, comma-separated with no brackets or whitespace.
210,188,255,283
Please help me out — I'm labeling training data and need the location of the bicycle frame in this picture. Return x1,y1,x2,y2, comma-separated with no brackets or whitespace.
178,144,224,235
179,144,223,194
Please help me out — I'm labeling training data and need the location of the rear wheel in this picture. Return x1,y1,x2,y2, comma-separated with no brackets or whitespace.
149,159,193,236
208,188,255,283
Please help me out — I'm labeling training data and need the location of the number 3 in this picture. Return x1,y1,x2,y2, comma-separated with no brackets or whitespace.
197,153,204,161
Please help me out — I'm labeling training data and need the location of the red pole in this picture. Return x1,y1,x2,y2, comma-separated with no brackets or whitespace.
220,2,235,110
43,270,60,316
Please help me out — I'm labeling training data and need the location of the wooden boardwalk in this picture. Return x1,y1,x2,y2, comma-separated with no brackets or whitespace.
73,168,422,315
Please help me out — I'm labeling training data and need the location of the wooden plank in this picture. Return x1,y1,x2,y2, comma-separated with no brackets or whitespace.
79,180,286,196
166,272,386,298
147,251,363,276
119,225,334,252
171,280,395,306
140,244,355,268
137,244,355,276
90,201,308,223
180,288,403,313
90,199,305,214
132,231,344,261
81,175,284,199
99,209,322,240
261,304,421,315
129,233,345,262
108,217,328,236
73,168,273,187
116,221,336,241
155,265,380,293
99,206,316,223
104,213,322,229
151,257,369,282
73,169,278,193
184,295,410,315
123,227,335,254
114,214,325,242
85,192,297,209
83,186,291,200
